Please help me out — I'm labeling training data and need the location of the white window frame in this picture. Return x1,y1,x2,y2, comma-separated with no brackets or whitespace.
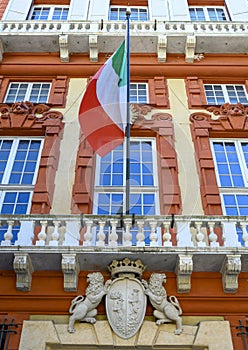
189,6,229,21
4,82,51,104
204,84,248,105
130,83,149,103
0,137,44,212
93,137,160,215
109,6,149,21
28,5,70,20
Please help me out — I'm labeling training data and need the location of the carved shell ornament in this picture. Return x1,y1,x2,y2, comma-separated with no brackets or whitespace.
68,259,183,338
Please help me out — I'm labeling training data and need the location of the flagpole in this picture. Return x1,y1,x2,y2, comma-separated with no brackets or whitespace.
125,10,131,215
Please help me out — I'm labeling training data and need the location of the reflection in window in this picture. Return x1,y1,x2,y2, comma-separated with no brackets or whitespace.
0,138,43,243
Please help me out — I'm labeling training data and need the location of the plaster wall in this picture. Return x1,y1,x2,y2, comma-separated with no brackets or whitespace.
51,79,86,214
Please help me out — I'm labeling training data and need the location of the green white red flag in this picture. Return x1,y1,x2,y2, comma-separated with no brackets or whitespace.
78,40,127,157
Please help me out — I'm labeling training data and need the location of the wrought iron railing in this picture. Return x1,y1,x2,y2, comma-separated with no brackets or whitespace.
0,318,18,350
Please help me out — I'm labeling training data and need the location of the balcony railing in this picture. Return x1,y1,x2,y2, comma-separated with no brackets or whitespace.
0,214,247,248
1,20,248,35
0,20,248,58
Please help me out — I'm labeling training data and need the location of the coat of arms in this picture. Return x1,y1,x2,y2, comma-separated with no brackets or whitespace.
68,258,183,338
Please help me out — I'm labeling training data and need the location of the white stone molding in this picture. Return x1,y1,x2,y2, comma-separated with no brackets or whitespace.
89,35,98,62
221,254,241,293
185,35,196,63
175,254,193,293
61,253,79,292
59,34,69,63
13,253,33,291
157,35,167,62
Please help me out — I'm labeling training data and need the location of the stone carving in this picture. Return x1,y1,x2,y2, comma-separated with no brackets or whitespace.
106,258,147,339
68,272,107,333
143,273,183,335
67,259,183,338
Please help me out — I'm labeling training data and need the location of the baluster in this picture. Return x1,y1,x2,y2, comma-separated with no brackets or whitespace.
195,222,206,247
240,222,248,247
1,220,14,246
208,222,219,247
136,220,145,247
36,221,47,246
123,218,132,246
109,219,118,247
163,221,172,247
96,220,106,247
83,220,93,246
49,221,60,246
149,220,158,247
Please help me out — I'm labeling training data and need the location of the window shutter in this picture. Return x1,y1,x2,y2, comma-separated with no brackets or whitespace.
170,0,190,20
89,0,110,20
225,0,248,20
3,0,32,20
48,76,68,107
148,77,169,107
150,0,169,20
69,0,89,20
185,77,206,108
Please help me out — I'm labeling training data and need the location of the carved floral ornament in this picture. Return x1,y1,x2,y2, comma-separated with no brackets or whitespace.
190,103,248,131
0,102,63,130
68,258,183,339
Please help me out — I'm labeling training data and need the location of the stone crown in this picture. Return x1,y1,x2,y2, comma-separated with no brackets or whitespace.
108,258,146,278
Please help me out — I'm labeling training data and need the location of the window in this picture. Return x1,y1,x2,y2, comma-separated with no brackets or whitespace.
211,140,248,243
204,84,248,105
130,83,148,103
29,6,69,20
4,82,51,104
94,138,160,245
109,6,148,21
0,138,43,243
189,6,228,21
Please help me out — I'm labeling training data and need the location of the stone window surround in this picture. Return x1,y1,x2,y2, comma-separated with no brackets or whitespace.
0,101,64,214
72,105,181,215
190,102,248,215
0,76,69,108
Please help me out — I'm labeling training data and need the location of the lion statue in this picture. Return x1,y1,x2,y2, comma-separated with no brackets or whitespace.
142,273,183,335
68,272,107,333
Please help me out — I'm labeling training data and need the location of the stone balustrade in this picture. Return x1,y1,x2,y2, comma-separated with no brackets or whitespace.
1,20,248,35
0,214,247,248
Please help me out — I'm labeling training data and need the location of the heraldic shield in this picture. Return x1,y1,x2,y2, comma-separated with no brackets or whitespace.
106,275,147,339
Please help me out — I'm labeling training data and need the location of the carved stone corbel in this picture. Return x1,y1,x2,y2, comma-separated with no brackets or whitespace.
13,253,33,291
62,253,79,291
157,35,167,62
89,35,98,62
185,35,196,63
59,34,69,62
175,255,193,293
221,254,241,293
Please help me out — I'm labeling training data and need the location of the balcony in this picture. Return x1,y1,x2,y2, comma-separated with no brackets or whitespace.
0,214,247,293
0,20,248,62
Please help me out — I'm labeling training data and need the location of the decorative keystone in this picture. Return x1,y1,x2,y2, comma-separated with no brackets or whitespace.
185,35,196,63
175,255,193,293
62,254,79,291
221,254,241,293
13,253,33,291
157,35,167,62
59,34,69,62
89,35,98,62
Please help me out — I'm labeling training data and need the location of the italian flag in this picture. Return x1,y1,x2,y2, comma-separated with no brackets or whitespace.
78,40,127,157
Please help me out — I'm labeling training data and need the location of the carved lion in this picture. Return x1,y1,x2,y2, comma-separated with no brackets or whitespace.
143,273,183,335
68,272,107,333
